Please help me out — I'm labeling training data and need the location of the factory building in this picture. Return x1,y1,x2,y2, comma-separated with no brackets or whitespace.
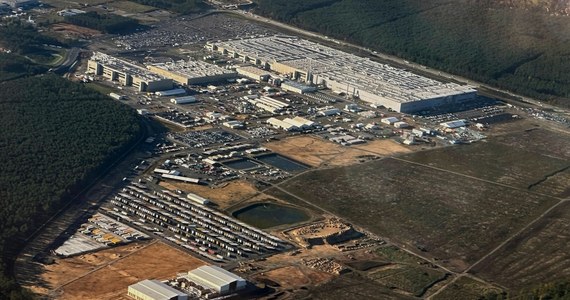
88,52,173,92
267,117,298,131
248,96,289,113
236,66,270,82
184,265,246,295
148,60,237,86
209,36,477,113
170,96,196,105
127,279,188,300
280,80,317,94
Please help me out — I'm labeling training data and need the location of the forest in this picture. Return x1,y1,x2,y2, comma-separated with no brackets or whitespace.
0,75,141,299
254,0,570,107
0,21,62,54
64,11,140,34
129,0,208,14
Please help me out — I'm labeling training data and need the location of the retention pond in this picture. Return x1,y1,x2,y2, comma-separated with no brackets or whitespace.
233,203,310,229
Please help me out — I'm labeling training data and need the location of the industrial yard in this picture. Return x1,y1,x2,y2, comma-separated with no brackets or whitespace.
11,4,570,300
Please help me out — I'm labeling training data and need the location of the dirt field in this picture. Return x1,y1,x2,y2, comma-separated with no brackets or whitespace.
159,180,259,209
265,135,406,167
51,24,102,39
470,201,570,290
255,265,334,290
276,157,559,272
49,242,205,299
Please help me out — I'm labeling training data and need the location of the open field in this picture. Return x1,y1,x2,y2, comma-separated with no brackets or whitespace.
26,243,146,295
51,24,103,39
493,128,570,160
470,201,570,290
301,272,414,299
108,1,156,13
277,158,559,272
264,136,408,168
52,242,205,299
432,276,501,300
369,265,447,297
253,265,334,290
400,139,570,196
351,139,412,156
159,179,259,209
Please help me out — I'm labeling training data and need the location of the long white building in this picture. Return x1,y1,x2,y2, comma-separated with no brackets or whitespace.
207,36,477,113
88,52,173,92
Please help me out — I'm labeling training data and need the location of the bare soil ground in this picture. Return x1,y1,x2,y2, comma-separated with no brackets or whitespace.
51,24,102,39
351,139,412,156
470,201,570,290
276,158,559,272
265,136,407,167
27,243,146,295
50,242,205,299
159,180,259,209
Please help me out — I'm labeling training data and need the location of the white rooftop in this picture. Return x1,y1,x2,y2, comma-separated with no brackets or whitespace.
149,59,235,78
187,266,245,290
212,36,476,104
129,279,186,300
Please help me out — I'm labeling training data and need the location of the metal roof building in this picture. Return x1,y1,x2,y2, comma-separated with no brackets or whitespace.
185,265,246,294
127,279,188,300
209,36,477,113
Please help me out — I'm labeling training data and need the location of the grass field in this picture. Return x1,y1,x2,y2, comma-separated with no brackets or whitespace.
399,141,569,195
432,276,501,300
470,201,570,289
277,157,558,272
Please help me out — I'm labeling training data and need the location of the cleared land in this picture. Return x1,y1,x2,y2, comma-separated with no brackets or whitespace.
432,276,501,300
400,139,570,196
53,242,205,299
108,1,156,13
159,180,259,209
276,158,559,272
264,136,407,167
470,201,570,289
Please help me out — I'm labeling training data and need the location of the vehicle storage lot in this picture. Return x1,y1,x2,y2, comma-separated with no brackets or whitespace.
276,157,559,272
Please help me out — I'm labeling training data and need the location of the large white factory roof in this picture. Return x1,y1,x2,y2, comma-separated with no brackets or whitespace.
186,265,245,290
211,36,476,104
129,279,187,300
150,59,236,78
90,52,164,82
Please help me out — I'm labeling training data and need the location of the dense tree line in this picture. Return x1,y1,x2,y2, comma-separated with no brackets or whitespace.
0,53,47,81
129,0,208,14
254,0,570,107
0,21,62,54
0,75,141,299
64,11,140,34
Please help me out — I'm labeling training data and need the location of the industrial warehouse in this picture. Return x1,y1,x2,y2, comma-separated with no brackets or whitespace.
148,59,237,85
207,36,478,113
87,52,173,92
